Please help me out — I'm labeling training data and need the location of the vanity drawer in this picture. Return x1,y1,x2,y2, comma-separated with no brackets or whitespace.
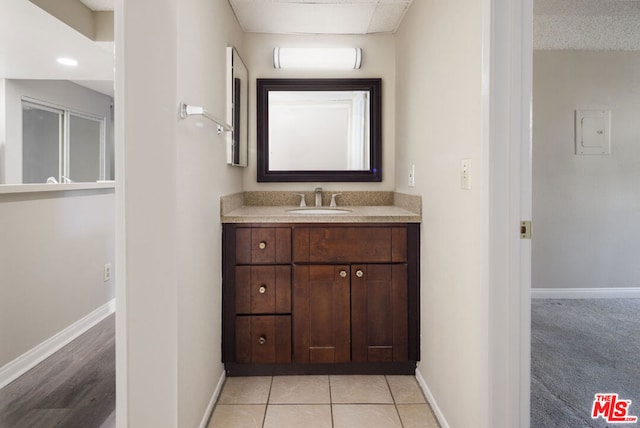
236,266,291,314
236,315,291,364
293,226,407,263
236,227,291,265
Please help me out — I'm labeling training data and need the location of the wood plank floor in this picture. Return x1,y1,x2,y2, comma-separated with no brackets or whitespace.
0,314,115,428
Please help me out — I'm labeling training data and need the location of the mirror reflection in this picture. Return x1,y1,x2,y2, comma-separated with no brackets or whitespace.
227,47,248,167
0,1,114,185
268,90,370,171
257,78,382,182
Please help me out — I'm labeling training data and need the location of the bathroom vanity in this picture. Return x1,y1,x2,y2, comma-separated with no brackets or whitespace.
221,193,421,376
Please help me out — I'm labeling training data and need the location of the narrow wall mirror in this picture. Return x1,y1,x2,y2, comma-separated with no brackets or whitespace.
257,78,382,182
227,47,248,167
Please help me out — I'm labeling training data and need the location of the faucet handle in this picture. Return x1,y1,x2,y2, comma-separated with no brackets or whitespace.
330,193,342,207
293,193,307,207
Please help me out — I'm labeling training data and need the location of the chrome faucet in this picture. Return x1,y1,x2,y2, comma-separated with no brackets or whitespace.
315,187,323,207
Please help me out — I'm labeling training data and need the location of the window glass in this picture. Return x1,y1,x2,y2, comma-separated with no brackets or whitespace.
22,103,62,184
68,114,103,182
21,100,106,183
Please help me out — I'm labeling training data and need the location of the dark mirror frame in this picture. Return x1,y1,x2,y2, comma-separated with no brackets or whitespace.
257,78,382,182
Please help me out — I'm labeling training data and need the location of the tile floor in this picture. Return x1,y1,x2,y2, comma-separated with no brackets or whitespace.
207,375,440,428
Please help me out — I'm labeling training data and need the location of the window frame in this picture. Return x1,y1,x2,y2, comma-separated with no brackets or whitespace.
21,97,107,183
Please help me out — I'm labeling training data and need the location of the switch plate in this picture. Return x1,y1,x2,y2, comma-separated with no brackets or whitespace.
461,159,471,190
104,263,112,282
408,164,415,187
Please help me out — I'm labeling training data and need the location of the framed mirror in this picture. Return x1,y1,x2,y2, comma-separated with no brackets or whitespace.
257,78,382,182
227,47,248,167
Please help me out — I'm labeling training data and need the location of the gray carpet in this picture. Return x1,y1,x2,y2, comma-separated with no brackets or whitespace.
531,299,640,428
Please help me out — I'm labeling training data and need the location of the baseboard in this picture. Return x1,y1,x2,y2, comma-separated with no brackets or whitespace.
0,299,116,390
199,370,226,428
415,368,450,428
532,287,640,299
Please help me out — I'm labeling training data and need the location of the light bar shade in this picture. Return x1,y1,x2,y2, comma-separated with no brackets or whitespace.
273,47,362,70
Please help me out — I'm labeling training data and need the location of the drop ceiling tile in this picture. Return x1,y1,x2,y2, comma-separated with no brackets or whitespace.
232,3,376,34
79,0,114,11
228,0,414,33
235,0,374,3
367,3,412,33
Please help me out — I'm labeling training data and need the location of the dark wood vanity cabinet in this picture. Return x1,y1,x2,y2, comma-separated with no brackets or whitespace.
222,223,420,376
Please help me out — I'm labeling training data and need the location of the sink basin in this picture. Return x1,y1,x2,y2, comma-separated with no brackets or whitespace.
287,208,351,215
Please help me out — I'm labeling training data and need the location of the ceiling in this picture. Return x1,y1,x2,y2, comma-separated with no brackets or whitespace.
0,0,114,96
79,0,114,11
2,0,638,100
534,0,640,49
228,0,414,34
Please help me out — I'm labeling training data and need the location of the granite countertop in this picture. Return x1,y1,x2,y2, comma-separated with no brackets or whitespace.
221,204,421,224
220,191,422,224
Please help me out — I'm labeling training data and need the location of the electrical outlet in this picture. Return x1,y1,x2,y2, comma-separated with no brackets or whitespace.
461,159,471,190
104,263,112,282
408,164,415,187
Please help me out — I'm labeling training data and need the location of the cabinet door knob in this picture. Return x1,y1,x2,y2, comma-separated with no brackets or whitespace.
258,336,267,345
258,241,267,250
355,270,364,278
258,285,266,294
339,270,347,278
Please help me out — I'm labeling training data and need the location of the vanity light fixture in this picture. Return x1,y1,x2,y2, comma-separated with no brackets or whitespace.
56,57,78,67
273,47,362,70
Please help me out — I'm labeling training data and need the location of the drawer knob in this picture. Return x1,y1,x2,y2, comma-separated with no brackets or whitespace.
355,270,364,278
258,336,267,345
339,270,347,278
258,241,267,250
258,285,266,294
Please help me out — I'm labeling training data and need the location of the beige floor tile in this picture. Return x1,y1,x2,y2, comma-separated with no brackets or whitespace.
217,376,272,404
332,404,402,428
330,375,393,403
263,404,332,428
397,404,440,428
269,375,330,404
207,404,265,428
386,375,426,404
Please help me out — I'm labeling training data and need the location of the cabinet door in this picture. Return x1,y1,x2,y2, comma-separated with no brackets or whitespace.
293,265,351,364
351,264,408,363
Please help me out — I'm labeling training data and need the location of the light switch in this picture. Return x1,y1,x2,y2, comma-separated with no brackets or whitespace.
575,110,611,155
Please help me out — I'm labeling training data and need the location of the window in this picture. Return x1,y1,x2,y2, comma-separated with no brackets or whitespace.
22,99,107,183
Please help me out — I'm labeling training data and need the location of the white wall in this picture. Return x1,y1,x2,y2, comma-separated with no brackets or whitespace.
2,79,113,184
533,50,640,290
0,79,5,183
0,188,115,367
116,0,243,426
242,32,396,191
395,1,488,427
176,1,244,427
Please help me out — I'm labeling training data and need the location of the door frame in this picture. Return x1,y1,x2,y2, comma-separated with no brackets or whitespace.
485,0,533,426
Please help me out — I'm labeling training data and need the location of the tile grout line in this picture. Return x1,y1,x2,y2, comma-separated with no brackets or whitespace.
385,375,406,428
328,375,335,428
261,376,274,428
